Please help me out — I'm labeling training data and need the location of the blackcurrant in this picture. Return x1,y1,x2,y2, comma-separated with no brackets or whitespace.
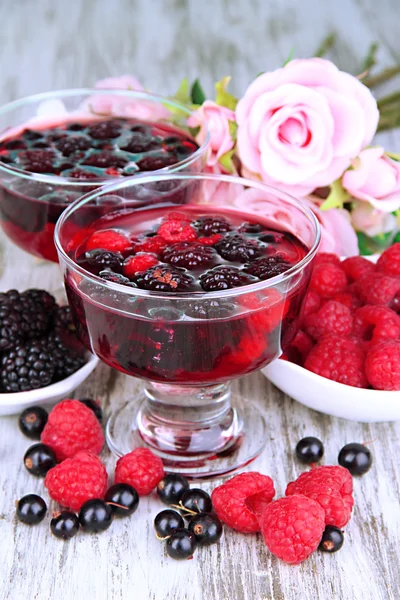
79,499,113,532
319,526,344,553
79,398,103,423
166,528,197,560
188,513,223,545
179,489,212,516
16,494,47,525
154,510,184,539
338,443,372,476
105,483,139,517
50,511,80,540
18,406,48,439
295,437,324,464
157,474,190,506
24,443,57,477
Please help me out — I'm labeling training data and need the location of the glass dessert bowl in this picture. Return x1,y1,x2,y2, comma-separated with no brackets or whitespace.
55,172,320,478
0,89,209,261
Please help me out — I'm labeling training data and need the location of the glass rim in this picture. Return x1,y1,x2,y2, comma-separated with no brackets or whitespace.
55,172,321,301
0,88,210,186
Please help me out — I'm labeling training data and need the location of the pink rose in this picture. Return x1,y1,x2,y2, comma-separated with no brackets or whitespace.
95,75,144,91
351,200,397,237
200,167,245,205
342,147,400,212
236,58,379,196
188,101,235,167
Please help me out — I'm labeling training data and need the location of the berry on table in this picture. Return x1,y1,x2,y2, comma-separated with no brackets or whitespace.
18,406,48,439
295,437,324,464
79,398,103,423
179,489,213,517
188,513,223,546
115,447,165,496
105,483,139,517
319,526,344,553
44,451,108,511
200,265,257,291
259,495,325,564
50,511,80,540
365,341,400,390
16,494,47,525
211,472,275,533
79,499,113,533
154,509,184,539
41,399,104,461
157,473,190,506
338,443,373,476
165,529,197,560
24,443,57,477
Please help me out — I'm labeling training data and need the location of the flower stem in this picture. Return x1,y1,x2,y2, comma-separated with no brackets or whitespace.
377,90,400,108
314,33,336,58
363,65,400,88
361,42,379,72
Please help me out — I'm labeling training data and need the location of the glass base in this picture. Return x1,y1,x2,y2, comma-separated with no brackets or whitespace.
106,382,267,480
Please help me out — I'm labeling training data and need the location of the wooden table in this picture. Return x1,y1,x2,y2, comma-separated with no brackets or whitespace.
0,1,399,599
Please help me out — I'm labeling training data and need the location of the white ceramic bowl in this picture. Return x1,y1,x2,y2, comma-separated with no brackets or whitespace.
0,352,98,416
262,254,400,422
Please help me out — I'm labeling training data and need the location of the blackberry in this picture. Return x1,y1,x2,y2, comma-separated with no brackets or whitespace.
68,169,99,180
52,305,75,331
99,270,134,285
136,155,178,172
22,129,44,141
23,289,56,313
0,339,55,392
85,249,124,273
45,331,86,380
244,255,292,280
186,299,235,319
196,216,232,236
0,292,24,350
200,266,257,292
216,232,262,262
135,265,195,292
162,243,217,270
88,120,122,139
4,139,27,150
0,290,51,347
121,133,160,153
55,136,91,156
18,149,56,173
239,222,265,234
67,123,85,131
83,152,128,169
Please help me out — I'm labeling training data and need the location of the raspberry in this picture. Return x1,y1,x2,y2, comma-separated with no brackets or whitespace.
83,152,128,169
356,273,400,307
304,300,353,340
353,305,400,344
123,253,159,278
200,266,257,291
309,263,347,297
304,335,367,387
86,229,132,253
44,451,108,511
134,235,168,255
85,249,124,273
285,465,354,528
376,243,400,276
196,216,232,236
88,120,122,139
162,242,217,269
163,211,192,223
259,495,325,564
196,234,223,246
158,220,197,243
313,253,341,268
56,136,90,156
41,399,104,461
211,472,275,533
342,256,375,282
365,341,400,390
135,265,195,292
287,330,314,365
300,290,321,320
244,255,292,280
331,291,362,312
244,289,288,333
18,149,56,173
114,447,164,495
136,155,178,171
216,233,262,262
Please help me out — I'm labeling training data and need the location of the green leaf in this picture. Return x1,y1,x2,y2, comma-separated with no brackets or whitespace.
386,151,400,161
188,126,200,138
313,33,336,58
228,120,238,141
282,47,295,66
173,78,191,105
219,150,236,173
190,79,206,105
215,77,238,111
320,179,350,210
357,231,395,255
357,232,375,256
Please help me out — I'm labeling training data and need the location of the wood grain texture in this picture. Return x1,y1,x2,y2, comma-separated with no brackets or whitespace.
0,1,400,599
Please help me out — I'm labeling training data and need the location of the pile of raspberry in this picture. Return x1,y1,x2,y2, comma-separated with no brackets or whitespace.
286,245,400,390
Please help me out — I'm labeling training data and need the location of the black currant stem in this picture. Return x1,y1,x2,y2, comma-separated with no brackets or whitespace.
363,65,400,88
106,501,128,510
313,32,336,58
170,502,198,516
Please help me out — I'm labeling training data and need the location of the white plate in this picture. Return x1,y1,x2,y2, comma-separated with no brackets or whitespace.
0,352,98,416
262,253,400,422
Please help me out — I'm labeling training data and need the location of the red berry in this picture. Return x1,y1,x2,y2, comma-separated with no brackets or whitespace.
309,263,347,298
158,220,197,243
164,211,192,223
365,341,400,390
123,253,159,278
342,256,375,282
44,451,108,511
114,447,165,496
259,495,325,564
356,273,400,307
304,335,367,388
196,234,223,246
331,291,362,312
285,465,354,528
211,472,275,533
376,243,400,276
313,253,341,268
41,399,104,462
353,305,400,345
304,300,353,340
288,329,314,365
135,235,168,255
86,229,132,253
300,290,321,320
